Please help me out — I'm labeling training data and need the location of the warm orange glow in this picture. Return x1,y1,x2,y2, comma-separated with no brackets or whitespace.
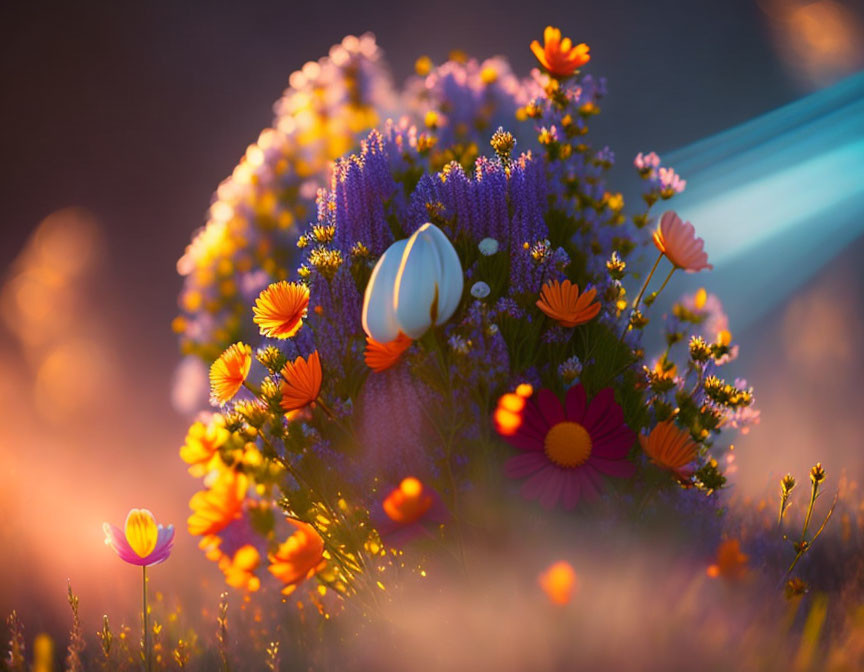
383,477,434,524
515,383,534,398
539,560,579,605
279,351,323,412
653,359,677,380
252,281,310,339
494,406,522,436
498,393,526,414
209,343,252,404
34,339,110,421
536,279,601,328
494,385,534,435
707,539,749,580
268,519,325,594
761,0,864,86
640,421,698,477
364,333,413,372
530,26,590,78
187,470,248,536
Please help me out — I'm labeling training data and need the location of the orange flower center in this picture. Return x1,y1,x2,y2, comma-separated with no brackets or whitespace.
545,421,592,468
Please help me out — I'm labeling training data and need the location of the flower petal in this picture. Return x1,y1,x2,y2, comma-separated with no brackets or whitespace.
362,239,408,342
535,388,565,427
505,452,548,478
564,384,587,422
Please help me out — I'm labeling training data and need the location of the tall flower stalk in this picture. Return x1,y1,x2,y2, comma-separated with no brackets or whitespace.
103,508,173,672
142,566,150,672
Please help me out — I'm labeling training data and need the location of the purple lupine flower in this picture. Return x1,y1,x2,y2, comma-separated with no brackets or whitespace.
331,130,397,255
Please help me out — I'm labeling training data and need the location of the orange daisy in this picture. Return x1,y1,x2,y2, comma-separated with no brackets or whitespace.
640,420,698,479
364,333,413,373
267,519,326,594
530,26,590,78
536,279,601,327
279,351,322,412
252,281,310,339
187,470,248,537
210,342,252,404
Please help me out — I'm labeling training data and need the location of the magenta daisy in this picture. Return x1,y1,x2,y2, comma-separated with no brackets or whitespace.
494,384,636,509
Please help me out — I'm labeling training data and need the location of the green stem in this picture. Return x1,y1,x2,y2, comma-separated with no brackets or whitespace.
631,251,664,312
801,482,818,540
142,565,150,672
620,250,664,340
778,493,789,528
315,397,355,440
652,266,677,301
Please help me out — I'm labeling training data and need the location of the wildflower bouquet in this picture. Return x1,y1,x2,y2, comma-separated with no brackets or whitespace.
176,28,759,613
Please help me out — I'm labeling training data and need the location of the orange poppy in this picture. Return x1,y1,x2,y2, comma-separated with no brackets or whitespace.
364,333,412,372
210,342,252,404
536,279,601,327
279,351,322,412
530,26,590,78
253,281,310,339
267,519,325,594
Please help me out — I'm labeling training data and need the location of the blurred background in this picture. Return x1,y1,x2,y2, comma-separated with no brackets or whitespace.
1,0,863,643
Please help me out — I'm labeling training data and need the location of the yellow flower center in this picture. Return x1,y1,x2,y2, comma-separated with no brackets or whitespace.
545,421,592,468
125,509,158,558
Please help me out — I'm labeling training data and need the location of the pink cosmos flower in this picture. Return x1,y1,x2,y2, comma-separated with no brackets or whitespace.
657,166,686,195
104,508,175,567
494,384,636,509
653,211,713,272
634,151,660,175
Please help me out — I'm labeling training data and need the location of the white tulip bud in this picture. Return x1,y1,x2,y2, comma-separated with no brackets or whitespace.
362,223,464,342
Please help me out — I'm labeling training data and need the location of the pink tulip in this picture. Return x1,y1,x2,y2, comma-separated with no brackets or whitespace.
103,508,174,567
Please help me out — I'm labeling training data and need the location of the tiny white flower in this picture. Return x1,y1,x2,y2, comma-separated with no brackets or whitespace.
470,281,491,299
478,237,499,256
